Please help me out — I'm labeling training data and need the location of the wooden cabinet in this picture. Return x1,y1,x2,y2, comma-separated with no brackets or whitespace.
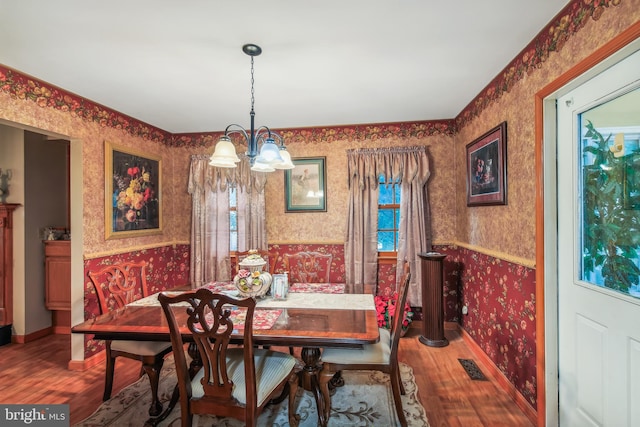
44,240,71,311
0,204,19,331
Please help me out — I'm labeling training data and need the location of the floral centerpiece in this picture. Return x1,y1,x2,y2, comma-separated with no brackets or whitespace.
375,292,413,335
233,250,272,297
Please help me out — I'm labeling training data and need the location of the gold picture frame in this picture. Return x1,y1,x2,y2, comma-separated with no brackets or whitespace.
105,141,162,239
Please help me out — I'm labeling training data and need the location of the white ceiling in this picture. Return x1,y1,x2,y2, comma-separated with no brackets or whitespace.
0,0,569,134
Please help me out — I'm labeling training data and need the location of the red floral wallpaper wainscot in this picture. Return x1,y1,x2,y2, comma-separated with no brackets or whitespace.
82,244,190,358
437,244,537,407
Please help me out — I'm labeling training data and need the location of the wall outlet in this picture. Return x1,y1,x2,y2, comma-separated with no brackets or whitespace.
462,305,469,315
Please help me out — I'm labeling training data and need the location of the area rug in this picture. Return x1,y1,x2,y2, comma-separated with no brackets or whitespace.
75,355,430,426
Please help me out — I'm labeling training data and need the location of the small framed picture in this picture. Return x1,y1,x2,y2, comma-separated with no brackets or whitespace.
466,122,507,206
284,157,327,212
271,274,289,300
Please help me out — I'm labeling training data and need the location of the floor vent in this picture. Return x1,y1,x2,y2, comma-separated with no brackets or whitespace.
458,358,487,381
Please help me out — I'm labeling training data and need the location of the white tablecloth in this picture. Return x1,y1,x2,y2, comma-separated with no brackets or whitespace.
129,290,374,311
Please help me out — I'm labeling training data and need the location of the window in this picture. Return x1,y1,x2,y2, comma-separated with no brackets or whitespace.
229,185,238,251
378,175,400,252
580,88,640,298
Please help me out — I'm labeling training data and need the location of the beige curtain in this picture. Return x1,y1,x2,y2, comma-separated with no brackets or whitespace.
237,173,268,252
344,146,431,305
187,155,267,287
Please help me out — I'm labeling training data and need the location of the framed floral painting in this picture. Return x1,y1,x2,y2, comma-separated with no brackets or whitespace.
105,141,162,239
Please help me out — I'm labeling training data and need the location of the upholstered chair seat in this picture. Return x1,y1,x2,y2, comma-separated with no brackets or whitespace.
190,348,296,407
321,328,391,365
109,340,173,356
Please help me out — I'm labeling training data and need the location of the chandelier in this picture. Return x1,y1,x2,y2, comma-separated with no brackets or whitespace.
209,44,294,172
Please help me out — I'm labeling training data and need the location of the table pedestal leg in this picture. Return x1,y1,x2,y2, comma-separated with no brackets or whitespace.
300,347,329,427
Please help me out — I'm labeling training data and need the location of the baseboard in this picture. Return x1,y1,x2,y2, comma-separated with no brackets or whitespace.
12,326,52,344
68,350,105,371
52,325,71,334
458,325,537,425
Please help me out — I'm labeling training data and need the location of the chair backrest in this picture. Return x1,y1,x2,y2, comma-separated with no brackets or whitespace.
88,261,149,314
283,251,332,283
389,262,411,361
158,289,258,418
234,249,275,275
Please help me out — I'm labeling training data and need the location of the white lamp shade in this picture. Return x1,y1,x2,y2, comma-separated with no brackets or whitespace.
251,160,276,172
272,149,295,170
255,139,284,164
209,137,240,168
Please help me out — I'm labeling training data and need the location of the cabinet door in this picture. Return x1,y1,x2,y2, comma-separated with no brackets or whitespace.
45,256,71,310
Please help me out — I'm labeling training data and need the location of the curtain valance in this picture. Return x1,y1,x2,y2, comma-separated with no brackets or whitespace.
346,146,430,190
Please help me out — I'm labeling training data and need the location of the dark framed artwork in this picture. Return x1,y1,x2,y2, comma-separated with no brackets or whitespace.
466,122,507,206
284,157,327,212
105,141,162,239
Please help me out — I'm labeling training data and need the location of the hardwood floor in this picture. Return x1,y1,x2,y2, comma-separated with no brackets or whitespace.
0,324,534,426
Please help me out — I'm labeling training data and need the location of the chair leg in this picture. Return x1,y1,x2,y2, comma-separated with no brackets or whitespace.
390,367,407,427
318,366,335,424
288,371,301,427
141,357,165,417
396,361,405,395
103,346,115,401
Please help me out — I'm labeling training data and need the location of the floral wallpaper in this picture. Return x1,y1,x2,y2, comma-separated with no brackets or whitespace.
0,0,636,418
437,245,537,406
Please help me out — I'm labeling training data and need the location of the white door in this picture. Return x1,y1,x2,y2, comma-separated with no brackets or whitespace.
557,49,640,426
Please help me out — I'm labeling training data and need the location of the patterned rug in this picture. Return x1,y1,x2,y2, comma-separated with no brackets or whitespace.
75,355,430,426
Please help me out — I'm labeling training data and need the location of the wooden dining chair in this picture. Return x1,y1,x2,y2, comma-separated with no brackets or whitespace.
158,288,300,427
318,263,411,426
87,261,172,416
283,251,332,283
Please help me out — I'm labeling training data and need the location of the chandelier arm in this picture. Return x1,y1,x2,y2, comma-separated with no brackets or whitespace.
254,126,284,145
223,124,250,140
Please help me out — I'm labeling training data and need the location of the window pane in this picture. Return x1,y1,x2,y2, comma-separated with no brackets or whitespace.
379,209,394,230
229,187,237,207
395,208,400,228
378,231,395,251
379,183,393,204
230,231,238,251
580,87,640,299
393,183,401,203
229,211,237,230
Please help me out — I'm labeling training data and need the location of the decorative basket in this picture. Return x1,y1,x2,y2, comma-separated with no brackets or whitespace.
233,252,272,298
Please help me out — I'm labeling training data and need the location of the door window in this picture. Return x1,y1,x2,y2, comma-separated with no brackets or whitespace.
580,87,640,298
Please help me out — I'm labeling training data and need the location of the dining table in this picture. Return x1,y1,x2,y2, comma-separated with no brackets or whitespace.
71,282,380,427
